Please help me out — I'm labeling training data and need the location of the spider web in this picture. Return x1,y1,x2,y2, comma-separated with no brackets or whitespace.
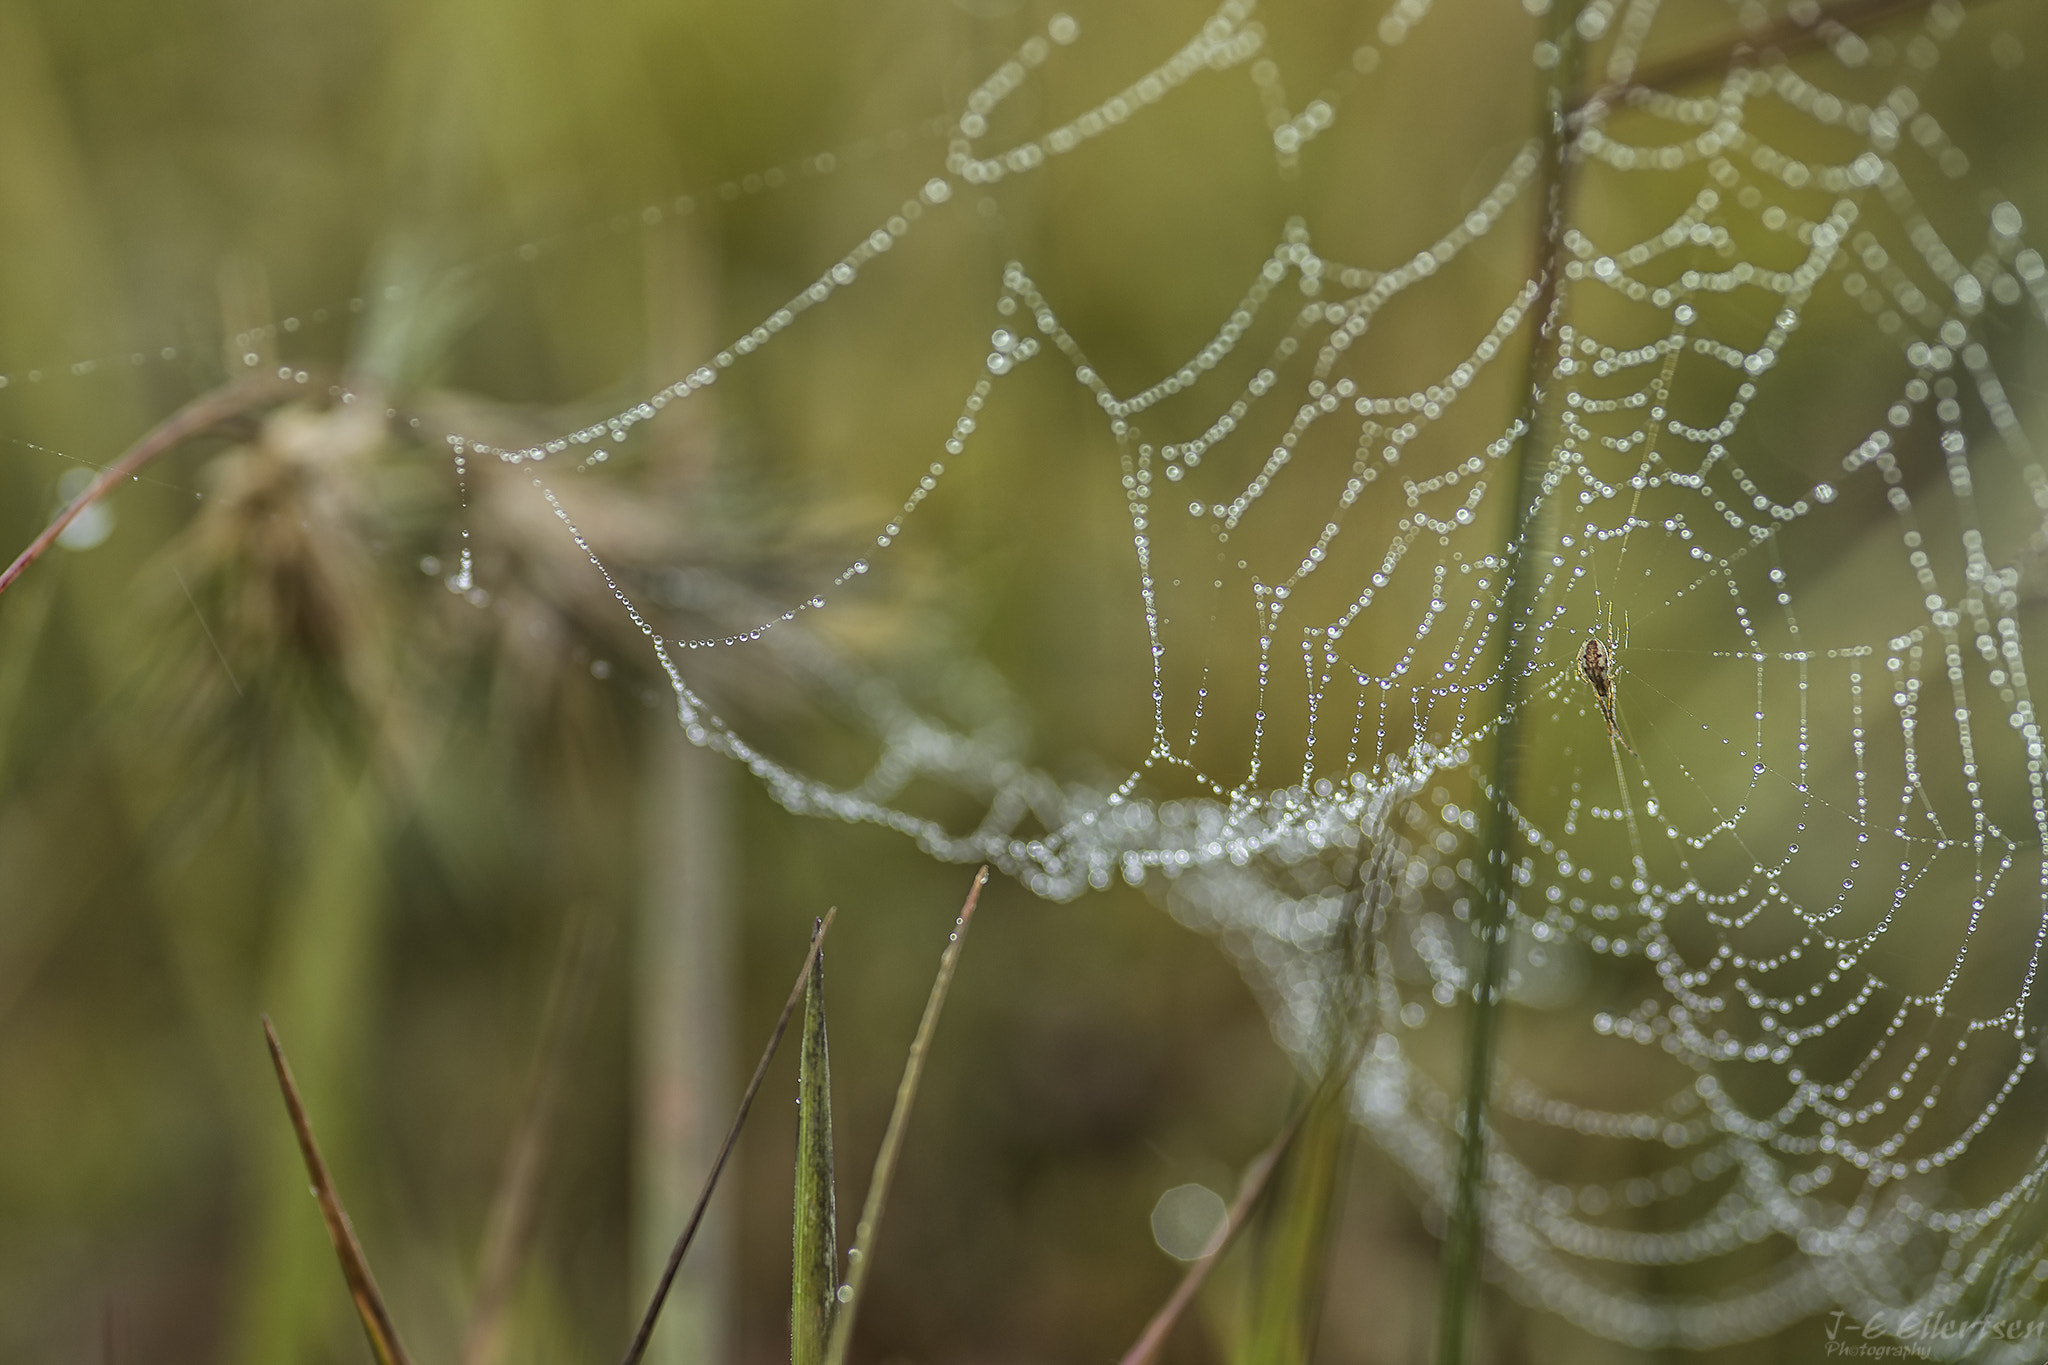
19,0,2048,1350
464,0,2048,1349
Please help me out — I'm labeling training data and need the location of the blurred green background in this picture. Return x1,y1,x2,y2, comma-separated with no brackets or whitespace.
3,0,2048,1362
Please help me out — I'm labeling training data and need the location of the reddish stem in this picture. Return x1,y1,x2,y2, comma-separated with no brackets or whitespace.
1115,1102,1311,1365
0,375,300,600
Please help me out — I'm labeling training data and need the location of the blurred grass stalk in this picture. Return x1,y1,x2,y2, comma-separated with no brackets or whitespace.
633,208,737,1365
1118,1053,1362,1365
635,730,734,1365
234,751,388,1365
1433,3,1584,1363
1234,1086,1352,1365
462,905,611,1365
1232,843,1386,1365
481,176,758,1365
0,346,374,1364
1125,850,1384,1365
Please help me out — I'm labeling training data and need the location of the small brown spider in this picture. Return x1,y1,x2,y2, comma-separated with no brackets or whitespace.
1579,633,1633,752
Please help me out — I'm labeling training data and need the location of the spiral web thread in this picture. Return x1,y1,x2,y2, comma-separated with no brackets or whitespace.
44,0,2041,1349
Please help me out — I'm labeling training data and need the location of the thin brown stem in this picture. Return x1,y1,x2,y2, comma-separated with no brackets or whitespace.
1118,875,1381,1365
619,907,838,1365
261,1015,415,1365
1116,1103,1313,1365
0,373,303,601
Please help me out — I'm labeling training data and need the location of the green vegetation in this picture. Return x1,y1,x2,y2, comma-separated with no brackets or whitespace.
5,1,2048,1362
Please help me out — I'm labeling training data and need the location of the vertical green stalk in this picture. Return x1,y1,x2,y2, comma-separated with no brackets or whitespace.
791,927,838,1365
636,729,733,1365
621,912,834,1365
1433,7,1585,1364
234,749,387,1365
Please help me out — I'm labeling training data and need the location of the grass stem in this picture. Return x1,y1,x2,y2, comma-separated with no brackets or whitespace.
791,919,839,1365
1432,7,1584,1363
261,1015,415,1365
620,908,836,1365
821,867,988,1365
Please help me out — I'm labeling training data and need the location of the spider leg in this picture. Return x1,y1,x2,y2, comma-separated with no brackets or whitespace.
1600,692,1635,755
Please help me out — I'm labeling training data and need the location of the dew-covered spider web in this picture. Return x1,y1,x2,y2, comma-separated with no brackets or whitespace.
24,0,2048,1351
443,0,2048,1350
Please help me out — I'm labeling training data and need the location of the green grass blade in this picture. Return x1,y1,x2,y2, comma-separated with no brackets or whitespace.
261,1016,415,1365
621,908,836,1365
1233,1085,1350,1365
1232,822,1391,1365
821,867,988,1365
791,919,839,1365
1133,836,1385,1365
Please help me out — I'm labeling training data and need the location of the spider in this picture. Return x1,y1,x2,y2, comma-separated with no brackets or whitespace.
1579,631,1633,753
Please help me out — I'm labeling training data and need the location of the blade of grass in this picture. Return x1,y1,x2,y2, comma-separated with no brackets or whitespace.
621,907,837,1365
1234,821,1395,1365
1136,834,1388,1365
1234,1084,1352,1365
820,866,988,1365
791,918,838,1365
461,904,613,1365
261,1015,415,1365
